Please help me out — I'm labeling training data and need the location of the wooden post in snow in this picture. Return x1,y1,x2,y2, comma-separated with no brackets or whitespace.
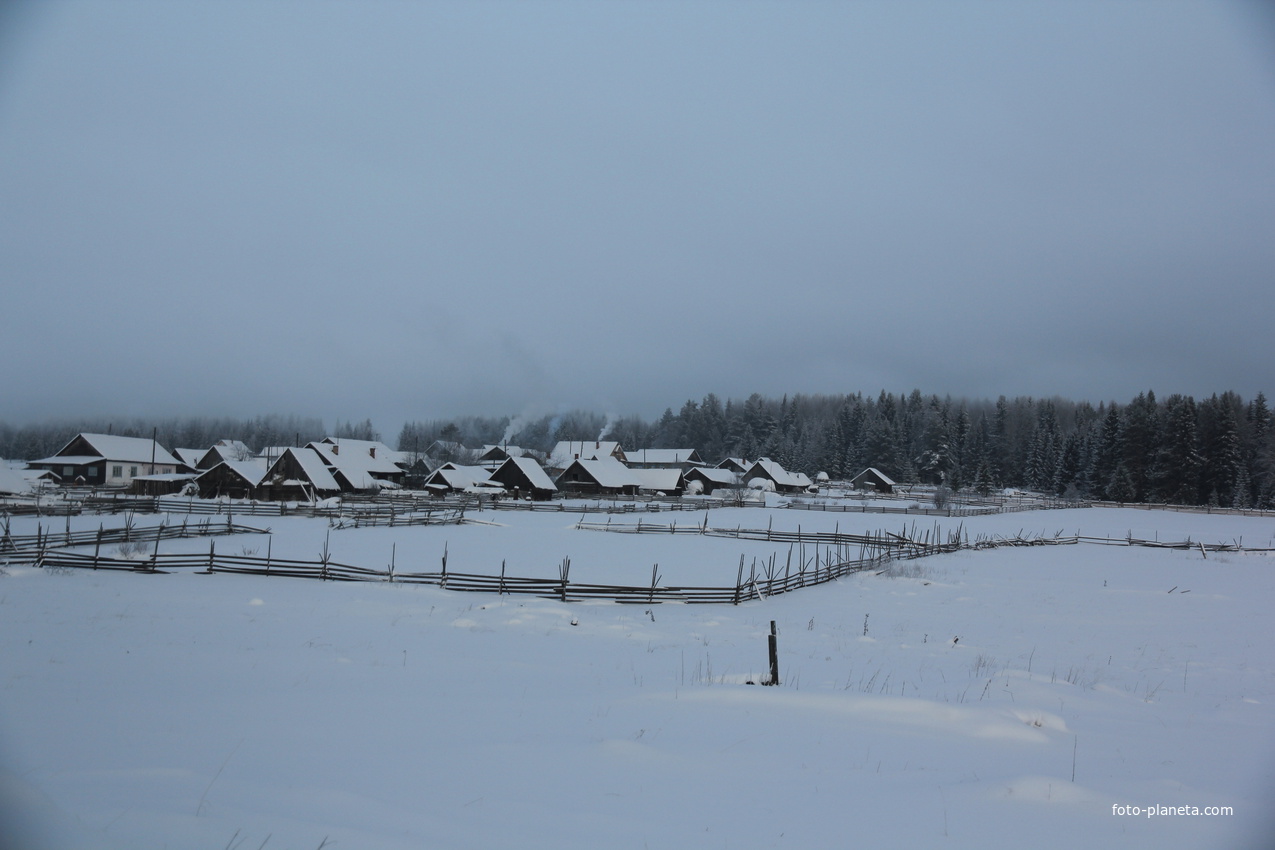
766,621,779,686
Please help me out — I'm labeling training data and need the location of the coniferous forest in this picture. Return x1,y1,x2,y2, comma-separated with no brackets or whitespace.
3,390,1272,508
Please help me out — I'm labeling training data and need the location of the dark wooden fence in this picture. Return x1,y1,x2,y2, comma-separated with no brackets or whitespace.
0,515,271,554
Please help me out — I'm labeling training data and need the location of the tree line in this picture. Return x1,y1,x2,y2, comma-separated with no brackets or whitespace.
3,390,1270,508
397,389,1273,508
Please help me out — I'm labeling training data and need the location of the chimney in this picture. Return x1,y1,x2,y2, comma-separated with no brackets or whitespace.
332,444,339,455
369,447,376,458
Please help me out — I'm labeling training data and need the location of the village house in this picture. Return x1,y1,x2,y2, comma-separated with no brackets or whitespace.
554,456,641,496
716,457,751,476
623,448,704,469
742,458,814,494
475,444,539,471
683,466,742,495
547,440,626,473
195,439,256,470
421,463,502,495
630,466,685,496
258,447,342,502
194,459,270,500
307,441,405,490
27,433,181,487
488,457,557,501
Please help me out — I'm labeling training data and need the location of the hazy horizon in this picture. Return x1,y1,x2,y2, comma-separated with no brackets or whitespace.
3,1,1273,434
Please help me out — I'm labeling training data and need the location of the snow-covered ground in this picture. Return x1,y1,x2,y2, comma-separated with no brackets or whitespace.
2,505,1273,849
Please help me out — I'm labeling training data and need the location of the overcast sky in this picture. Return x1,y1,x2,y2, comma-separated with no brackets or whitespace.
2,0,1273,435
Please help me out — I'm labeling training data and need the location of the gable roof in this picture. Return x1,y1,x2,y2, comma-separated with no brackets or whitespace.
745,458,813,489
548,441,625,468
631,467,684,492
423,464,498,491
49,433,181,467
306,441,404,490
493,456,557,492
624,448,704,467
851,467,897,487
267,447,340,492
685,466,740,485
318,437,408,466
556,456,642,489
174,448,205,468
197,440,256,469
196,459,270,488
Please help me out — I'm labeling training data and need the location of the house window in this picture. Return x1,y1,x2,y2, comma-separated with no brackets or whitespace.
63,466,74,477
113,466,123,478
87,467,97,477
130,466,138,477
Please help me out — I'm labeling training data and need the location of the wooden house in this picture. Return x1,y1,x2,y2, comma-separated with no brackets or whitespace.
488,457,557,501
258,447,342,502
742,458,814,494
683,466,741,495
547,441,627,473
307,441,404,490
554,456,641,496
716,457,751,476
195,459,270,500
28,433,181,487
195,440,256,470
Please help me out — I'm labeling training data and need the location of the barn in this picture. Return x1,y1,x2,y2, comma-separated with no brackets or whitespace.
488,457,557,501
850,467,896,494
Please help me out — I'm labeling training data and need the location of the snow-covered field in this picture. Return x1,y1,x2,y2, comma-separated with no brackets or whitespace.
2,504,1273,849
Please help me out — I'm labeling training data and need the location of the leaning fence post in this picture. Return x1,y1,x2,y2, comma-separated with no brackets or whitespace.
733,555,744,605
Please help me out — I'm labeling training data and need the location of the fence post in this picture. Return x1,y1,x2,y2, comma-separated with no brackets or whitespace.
766,621,779,686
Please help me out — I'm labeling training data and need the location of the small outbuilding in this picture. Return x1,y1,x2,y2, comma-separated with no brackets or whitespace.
850,467,896,494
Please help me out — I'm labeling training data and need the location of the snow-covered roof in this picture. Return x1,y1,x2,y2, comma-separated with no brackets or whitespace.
685,467,740,485
319,437,409,466
174,448,205,468
624,448,703,466
197,459,270,487
198,441,257,468
30,455,103,466
273,447,340,492
557,456,642,489
548,441,624,468
307,441,403,489
631,467,684,492
496,456,557,491
53,433,181,467
479,444,527,459
852,467,896,486
746,458,813,489
424,464,497,491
